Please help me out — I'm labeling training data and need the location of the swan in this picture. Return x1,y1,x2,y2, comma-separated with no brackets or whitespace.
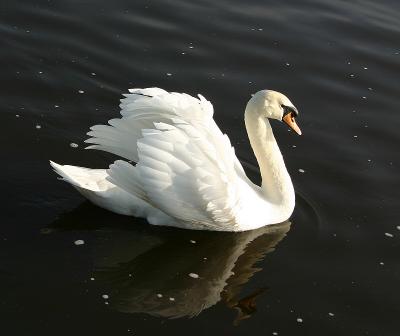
50,88,301,231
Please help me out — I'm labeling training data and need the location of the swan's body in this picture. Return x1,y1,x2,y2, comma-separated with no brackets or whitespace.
51,88,301,232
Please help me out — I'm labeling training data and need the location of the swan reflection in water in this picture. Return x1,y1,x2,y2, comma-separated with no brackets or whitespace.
49,204,291,324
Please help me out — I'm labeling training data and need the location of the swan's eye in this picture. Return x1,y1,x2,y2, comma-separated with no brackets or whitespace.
281,105,299,119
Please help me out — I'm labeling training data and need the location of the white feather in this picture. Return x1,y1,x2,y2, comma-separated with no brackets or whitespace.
51,88,298,231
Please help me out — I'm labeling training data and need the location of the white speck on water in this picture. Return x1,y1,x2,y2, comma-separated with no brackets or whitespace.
350,74,355,77
285,62,290,66
368,87,373,91
272,332,278,335
353,135,358,138
78,90,85,94
169,297,175,301
128,273,133,277
74,239,85,245
38,71,43,74
91,72,96,76
16,114,20,118
328,312,335,317
190,240,196,244
380,262,384,266
189,273,199,279
347,61,351,64
70,142,78,148
258,28,263,31
363,67,368,70
367,159,371,162
181,52,186,55
396,226,400,231
90,277,95,281
157,294,163,298
104,301,109,305
362,96,367,99
385,232,394,238
203,257,207,260
292,145,297,148
35,124,41,129
54,105,59,108
166,73,172,76
298,169,305,173
188,46,194,49
102,294,109,299
297,318,303,323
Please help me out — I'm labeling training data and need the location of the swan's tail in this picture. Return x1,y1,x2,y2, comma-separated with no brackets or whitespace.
49,160,107,191
49,161,174,223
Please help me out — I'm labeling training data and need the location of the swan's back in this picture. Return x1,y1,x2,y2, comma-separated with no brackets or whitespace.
86,88,262,231
52,88,270,231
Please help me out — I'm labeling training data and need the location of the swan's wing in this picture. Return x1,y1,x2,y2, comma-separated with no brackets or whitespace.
86,88,249,230
85,88,213,163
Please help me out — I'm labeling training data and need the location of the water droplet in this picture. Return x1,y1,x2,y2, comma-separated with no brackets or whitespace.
74,239,85,245
78,90,85,94
169,297,175,301
166,73,172,76
90,277,95,281
189,273,199,279
297,318,303,323
102,294,109,299
190,240,196,244
35,124,41,129
298,169,305,173
157,294,163,298
328,312,335,317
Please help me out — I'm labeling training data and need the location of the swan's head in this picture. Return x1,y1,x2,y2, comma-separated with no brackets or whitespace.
249,90,301,135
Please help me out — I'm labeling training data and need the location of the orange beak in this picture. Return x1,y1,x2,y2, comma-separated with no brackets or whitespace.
283,112,302,135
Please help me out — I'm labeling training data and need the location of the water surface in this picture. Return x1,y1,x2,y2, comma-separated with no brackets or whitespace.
1,0,399,335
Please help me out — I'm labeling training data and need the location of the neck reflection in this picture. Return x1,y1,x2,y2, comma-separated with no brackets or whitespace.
48,203,291,323
92,219,291,322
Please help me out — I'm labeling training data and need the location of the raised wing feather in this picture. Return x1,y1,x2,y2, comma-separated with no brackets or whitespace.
86,88,250,230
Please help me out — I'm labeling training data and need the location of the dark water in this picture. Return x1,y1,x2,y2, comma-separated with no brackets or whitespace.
1,0,399,335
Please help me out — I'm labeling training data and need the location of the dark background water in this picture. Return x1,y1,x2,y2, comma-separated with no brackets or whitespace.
1,0,399,335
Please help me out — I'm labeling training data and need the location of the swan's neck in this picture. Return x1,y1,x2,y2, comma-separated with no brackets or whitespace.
244,105,295,211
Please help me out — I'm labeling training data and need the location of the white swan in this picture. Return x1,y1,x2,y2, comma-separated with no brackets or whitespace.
50,88,301,231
